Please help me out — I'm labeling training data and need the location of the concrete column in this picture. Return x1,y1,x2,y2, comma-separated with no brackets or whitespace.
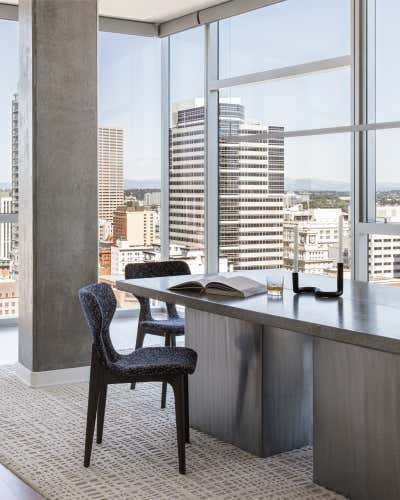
18,0,98,374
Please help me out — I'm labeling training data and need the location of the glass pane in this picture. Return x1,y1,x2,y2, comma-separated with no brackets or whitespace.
218,124,351,276
98,32,161,307
219,0,350,79
219,69,351,131
369,234,400,284
0,20,18,325
369,129,400,222
169,27,205,273
0,223,18,318
367,0,400,122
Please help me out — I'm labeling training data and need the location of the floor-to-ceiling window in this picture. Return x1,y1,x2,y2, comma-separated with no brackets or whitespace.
168,27,206,273
0,19,18,320
216,0,352,275
363,0,400,284
98,31,161,307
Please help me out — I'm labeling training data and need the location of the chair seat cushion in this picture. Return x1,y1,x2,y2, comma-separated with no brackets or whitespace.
110,346,197,378
140,318,185,336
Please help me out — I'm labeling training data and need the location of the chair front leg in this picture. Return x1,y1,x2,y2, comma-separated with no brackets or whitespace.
184,374,189,443
171,375,186,474
96,384,108,444
84,359,101,467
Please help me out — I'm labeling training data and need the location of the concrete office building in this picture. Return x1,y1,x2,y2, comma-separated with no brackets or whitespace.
0,279,18,317
10,94,18,276
113,205,158,246
144,191,161,206
169,98,284,271
98,127,124,224
283,205,350,275
369,206,400,282
111,240,155,275
0,196,12,261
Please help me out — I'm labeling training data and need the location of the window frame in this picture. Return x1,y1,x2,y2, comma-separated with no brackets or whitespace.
3,0,400,284
162,0,400,282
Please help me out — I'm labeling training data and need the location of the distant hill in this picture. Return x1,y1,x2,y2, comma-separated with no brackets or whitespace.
376,182,400,191
124,179,161,190
286,177,400,192
285,178,350,192
123,177,400,194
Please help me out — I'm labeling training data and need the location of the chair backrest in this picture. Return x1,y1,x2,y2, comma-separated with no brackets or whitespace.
79,283,119,366
125,260,191,321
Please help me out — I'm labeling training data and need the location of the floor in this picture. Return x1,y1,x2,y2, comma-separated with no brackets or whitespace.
0,464,43,500
0,364,344,500
0,315,166,499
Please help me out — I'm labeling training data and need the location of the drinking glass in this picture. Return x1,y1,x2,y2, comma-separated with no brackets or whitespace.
266,275,284,297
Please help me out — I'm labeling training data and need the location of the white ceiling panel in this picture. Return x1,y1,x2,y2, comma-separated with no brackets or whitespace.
1,0,229,23
99,0,228,23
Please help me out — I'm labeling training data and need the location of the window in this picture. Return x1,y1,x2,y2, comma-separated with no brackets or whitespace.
216,1,352,276
219,0,350,79
361,0,400,284
169,27,205,274
98,32,161,308
0,19,18,318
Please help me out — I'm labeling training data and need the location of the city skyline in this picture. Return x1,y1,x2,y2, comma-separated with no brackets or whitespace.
1,0,400,186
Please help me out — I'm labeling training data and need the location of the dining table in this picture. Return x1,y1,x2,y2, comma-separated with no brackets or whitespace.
117,269,400,500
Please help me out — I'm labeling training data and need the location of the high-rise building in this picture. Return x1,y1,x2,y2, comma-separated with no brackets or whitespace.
0,196,12,261
144,191,161,206
369,206,400,282
110,240,156,275
169,99,205,253
10,94,18,276
283,203,350,275
369,234,400,281
113,205,158,246
98,127,124,224
169,99,284,271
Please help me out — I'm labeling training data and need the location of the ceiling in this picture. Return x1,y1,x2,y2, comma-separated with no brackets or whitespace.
2,0,229,23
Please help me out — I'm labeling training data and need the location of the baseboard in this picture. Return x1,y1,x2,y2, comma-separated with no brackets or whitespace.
15,363,90,388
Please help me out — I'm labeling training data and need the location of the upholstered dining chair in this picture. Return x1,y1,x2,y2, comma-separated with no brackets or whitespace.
125,260,191,408
79,283,197,474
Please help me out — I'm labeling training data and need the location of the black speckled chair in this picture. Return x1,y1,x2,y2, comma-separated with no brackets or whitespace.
125,261,191,408
79,283,197,474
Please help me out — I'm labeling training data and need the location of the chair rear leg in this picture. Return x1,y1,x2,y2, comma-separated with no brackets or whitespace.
84,372,100,467
184,374,190,443
131,328,146,390
96,384,108,444
172,376,186,474
161,334,171,409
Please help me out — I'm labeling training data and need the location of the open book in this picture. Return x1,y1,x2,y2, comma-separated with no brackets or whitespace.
168,275,267,298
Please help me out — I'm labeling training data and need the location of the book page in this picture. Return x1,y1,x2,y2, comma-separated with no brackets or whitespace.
208,276,265,292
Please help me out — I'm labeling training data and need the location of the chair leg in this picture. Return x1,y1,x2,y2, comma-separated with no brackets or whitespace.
131,327,146,390
84,367,100,467
184,374,190,444
172,376,186,474
161,334,171,409
96,384,108,444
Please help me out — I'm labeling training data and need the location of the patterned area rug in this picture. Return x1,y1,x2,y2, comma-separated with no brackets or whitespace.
0,365,344,499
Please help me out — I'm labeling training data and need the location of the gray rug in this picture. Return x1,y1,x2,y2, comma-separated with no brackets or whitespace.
0,365,344,499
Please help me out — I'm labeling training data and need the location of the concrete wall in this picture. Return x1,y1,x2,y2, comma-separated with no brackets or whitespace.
19,0,98,372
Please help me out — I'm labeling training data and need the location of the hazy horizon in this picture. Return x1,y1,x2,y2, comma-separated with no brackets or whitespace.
1,0,400,187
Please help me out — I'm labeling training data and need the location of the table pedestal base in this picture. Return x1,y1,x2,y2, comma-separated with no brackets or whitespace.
185,308,313,456
314,339,400,500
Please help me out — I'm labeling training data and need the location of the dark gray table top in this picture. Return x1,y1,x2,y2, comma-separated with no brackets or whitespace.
117,270,400,355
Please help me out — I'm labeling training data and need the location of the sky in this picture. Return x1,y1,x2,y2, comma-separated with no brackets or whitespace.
0,0,399,186
0,20,18,186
